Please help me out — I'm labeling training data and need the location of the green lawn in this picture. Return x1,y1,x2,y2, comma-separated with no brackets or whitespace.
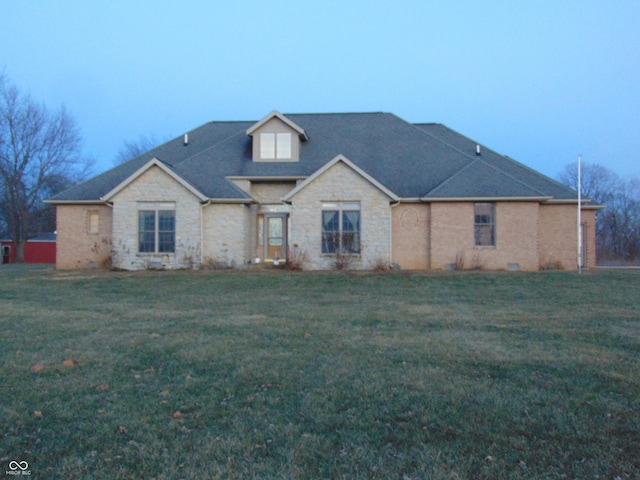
1,266,638,479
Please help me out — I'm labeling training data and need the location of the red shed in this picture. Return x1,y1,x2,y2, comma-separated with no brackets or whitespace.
1,233,56,264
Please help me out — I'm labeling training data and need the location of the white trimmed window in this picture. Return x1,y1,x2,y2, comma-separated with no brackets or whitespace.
138,203,176,253
474,203,495,246
87,211,99,234
322,202,361,254
260,132,291,160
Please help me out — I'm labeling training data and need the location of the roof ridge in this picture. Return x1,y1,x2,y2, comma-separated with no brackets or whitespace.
423,157,549,198
499,154,581,199
285,111,388,118
410,121,481,160
475,158,549,196
174,129,247,166
421,158,477,197
430,126,576,196
414,124,578,199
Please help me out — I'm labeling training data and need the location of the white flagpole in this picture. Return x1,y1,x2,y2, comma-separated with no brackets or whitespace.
577,155,582,274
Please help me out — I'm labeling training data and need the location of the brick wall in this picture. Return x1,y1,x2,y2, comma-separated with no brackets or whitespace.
539,205,597,269
55,204,113,269
430,202,541,271
430,202,472,269
391,204,430,269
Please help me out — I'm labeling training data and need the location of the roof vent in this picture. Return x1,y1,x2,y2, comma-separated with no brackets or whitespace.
183,134,189,146
475,144,481,156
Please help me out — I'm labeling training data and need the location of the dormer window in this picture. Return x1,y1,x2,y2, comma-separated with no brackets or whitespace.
247,111,308,163
260,132,291,160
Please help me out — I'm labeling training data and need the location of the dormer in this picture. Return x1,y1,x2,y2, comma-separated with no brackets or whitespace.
246,111,307,162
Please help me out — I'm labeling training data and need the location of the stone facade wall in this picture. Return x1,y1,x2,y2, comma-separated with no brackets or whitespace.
55,204,113,269
250,182,297,203
110,166,202,270
202,203,252,268
430,202,541,271
391,204,430,269
289,161,392,270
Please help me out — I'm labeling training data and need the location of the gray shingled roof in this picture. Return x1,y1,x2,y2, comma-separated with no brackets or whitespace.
49,112,579,203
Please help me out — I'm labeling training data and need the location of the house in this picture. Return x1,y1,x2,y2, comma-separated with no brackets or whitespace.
1,233,57,264
46,111,600,271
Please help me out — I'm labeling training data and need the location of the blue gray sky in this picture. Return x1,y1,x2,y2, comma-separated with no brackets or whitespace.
2,0,639,178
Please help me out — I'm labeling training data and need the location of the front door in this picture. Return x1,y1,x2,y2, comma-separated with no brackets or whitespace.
259,214,287,261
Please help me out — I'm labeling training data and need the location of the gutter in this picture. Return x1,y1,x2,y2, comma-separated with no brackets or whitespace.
418,196,554,203
43,199,108,205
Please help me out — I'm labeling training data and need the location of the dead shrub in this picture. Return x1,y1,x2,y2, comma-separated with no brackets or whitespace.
287,244,309,271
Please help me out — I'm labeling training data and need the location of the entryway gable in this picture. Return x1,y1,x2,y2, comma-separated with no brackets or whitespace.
282,155,399,202
286,155,395,270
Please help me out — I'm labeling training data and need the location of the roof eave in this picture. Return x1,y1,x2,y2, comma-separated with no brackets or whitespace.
203,198,257,205
418,196,554,202
44,199,108,205
226,175,307,181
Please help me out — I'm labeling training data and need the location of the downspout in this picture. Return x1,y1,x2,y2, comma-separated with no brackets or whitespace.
390,201,401,267
200,200,212,266
102,202,115,268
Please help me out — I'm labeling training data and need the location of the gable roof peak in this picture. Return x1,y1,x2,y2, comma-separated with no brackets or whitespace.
246,110,308,140
282,154,398,202
101,157,207,202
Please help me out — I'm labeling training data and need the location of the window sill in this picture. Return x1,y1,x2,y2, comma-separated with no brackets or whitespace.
254,158,298,163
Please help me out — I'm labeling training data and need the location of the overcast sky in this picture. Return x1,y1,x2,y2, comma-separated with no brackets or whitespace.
2,0,639,179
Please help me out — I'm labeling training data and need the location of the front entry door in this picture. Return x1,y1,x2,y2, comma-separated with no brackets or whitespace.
264,215,287,261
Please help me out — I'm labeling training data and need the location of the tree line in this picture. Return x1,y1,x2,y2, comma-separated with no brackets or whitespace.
0,74,162,263
558,163,640,265
1,73,639,264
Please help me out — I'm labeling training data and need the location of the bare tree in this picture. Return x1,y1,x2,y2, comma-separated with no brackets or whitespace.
598,176,640,262
114,134,169,165
558,161,620,205
558,161,640,264
0,73,90,262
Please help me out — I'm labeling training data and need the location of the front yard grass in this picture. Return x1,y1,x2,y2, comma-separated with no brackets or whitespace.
1,266,638,479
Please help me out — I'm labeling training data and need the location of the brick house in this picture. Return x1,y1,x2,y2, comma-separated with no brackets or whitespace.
46,111,600,271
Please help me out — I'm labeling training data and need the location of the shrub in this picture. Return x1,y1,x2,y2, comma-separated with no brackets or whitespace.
287,244,309,271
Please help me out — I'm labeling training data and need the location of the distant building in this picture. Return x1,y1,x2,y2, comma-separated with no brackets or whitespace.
1,233,57,264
